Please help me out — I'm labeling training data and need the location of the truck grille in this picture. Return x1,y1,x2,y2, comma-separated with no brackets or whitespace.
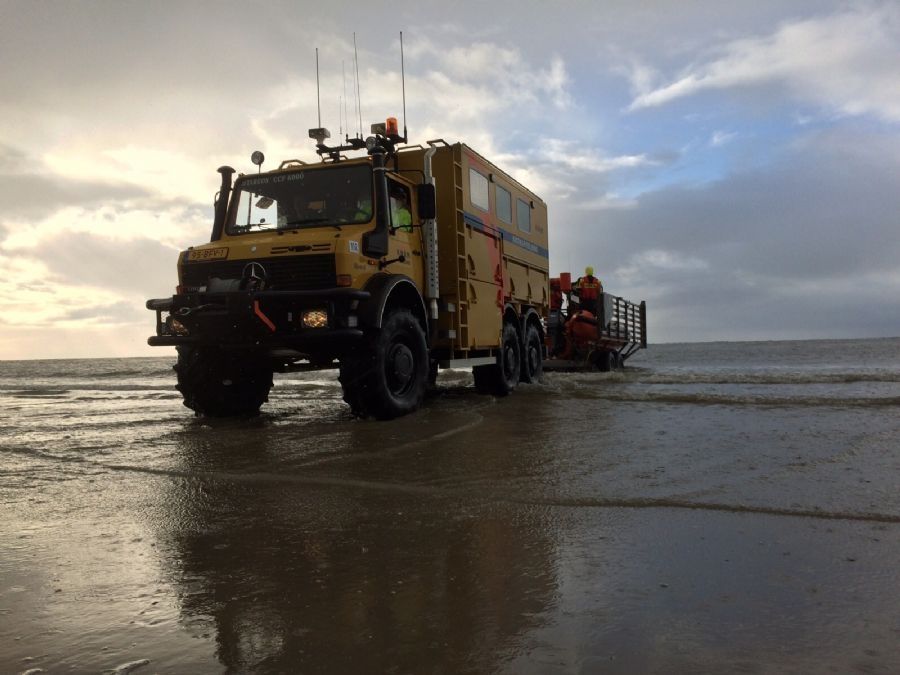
181,254,337,290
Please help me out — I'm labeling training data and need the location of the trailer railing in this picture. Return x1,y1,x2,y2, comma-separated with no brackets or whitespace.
599,294,647,359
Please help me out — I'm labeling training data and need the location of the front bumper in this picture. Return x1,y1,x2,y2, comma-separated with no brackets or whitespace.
146,288,370,350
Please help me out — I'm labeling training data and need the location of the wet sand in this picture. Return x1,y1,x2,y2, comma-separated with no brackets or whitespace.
2,341,899,673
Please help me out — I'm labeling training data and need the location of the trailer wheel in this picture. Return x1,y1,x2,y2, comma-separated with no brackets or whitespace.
472,321,521,396
174,346,273,417
339,309,428,420
520,323,544,383
595,350,613,373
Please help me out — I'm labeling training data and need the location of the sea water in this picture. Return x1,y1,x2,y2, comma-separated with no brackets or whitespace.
1,338,898,672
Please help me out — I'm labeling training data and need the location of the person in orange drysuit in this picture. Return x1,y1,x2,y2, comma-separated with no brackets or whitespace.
572,266,602,316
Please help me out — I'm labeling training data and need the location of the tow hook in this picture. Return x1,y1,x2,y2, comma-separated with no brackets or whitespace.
176,304,217,317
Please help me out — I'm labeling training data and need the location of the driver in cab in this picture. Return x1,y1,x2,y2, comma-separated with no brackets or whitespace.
390,185,412,233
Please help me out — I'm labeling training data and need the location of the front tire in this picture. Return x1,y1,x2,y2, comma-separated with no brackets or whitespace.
339,309,428,420
174,346,273,417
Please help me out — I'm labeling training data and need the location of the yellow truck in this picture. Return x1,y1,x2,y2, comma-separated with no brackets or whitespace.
146,120,550,418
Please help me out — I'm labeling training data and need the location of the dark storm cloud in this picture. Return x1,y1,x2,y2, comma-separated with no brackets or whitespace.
0,143,29,170
0,1,839,102
0,145,153,220
24,234,182,298
56,301,145,324
610,129,900,279
565,128,900,341
0,172,152,221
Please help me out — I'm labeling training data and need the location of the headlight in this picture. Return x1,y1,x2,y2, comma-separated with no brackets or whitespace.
301,309,328,328
167,316,190,336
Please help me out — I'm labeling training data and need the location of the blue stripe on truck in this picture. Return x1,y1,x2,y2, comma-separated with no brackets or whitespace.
463,212,550,259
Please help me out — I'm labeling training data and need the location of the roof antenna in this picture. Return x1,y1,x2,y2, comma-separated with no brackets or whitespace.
309,47,331,148
341,60,348,140
400,31,408,142
353,32,363,138
315,47,322,129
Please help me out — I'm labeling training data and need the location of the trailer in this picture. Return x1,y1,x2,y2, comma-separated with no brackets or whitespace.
544,270,647,372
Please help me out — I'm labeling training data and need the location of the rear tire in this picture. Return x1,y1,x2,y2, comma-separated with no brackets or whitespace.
595,350,613,373
174,346,273,417
472,321,521,396
520,323,544,383
339,309,428,420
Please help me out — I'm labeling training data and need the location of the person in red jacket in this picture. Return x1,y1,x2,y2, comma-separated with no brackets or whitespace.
573,266,602,315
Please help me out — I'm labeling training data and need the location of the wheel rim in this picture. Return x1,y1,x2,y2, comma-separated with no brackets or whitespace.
504,343,517,374
387,341,415,396
527,342,539,374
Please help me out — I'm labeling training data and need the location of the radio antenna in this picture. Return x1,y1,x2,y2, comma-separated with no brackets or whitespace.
315,47,322,128
342,60,348,140
353,32,363,138
400,31,408,142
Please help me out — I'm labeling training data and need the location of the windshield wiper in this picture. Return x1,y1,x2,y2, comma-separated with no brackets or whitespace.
285,217,326,226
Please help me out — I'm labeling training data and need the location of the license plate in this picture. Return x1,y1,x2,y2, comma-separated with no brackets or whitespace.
187,247,228,261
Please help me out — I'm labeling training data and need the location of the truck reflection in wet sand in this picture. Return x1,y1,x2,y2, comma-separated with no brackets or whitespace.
155,403,562,673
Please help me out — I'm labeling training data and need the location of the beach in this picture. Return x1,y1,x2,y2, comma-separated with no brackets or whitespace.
2,338,899,673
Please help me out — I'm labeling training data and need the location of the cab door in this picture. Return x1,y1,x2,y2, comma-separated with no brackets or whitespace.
386,177,424,289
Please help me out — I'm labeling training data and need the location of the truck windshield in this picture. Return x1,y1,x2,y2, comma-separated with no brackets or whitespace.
228,164,373,234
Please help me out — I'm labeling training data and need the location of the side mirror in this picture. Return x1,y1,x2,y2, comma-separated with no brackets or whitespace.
417,183,436,220
363,228,389,258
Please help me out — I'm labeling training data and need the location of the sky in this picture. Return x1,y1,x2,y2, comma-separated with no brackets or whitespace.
1,0,899,358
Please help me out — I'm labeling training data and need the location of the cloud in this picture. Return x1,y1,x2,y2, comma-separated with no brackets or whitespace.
571,128,900,341
626,5,900,122
0,152,152,221
709,130,737,147
56,301,144,324
0,252,132,329
540,139,657,174
17,233,182,297
0,2,896,354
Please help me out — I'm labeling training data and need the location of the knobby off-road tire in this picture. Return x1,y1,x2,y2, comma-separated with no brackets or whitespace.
174,346,273,417
520,322,544,384
473,321,521,396
339,309,428,420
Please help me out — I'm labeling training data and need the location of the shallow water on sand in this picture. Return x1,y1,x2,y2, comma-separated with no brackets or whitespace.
1,338,899,673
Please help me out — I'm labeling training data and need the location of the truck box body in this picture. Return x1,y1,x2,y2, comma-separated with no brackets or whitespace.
398,143,549,358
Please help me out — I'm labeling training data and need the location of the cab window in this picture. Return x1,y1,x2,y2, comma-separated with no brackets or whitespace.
388,180,413,232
